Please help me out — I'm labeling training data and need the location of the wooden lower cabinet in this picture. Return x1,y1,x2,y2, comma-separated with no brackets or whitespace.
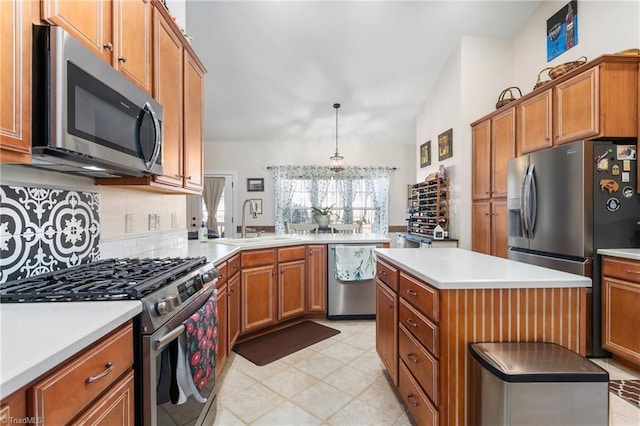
228,270,241,348
472,200,508,258
375,279,398,385
306,245,327,313
376,259,588,425
0,322,136,425
602,256,640,367
241,264,276,334
70,371,134,426
215,282,228,376
278,259,306,321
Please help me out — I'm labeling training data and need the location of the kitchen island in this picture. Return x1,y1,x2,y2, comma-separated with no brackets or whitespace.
374,248,591,426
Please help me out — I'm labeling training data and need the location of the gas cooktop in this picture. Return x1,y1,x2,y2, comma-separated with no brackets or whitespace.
0,257,208,303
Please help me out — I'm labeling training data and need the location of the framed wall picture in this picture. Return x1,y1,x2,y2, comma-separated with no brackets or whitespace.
250,198,263,214
438,128,453,161
247,178,264,192
547,1,578,61
420,141,431,168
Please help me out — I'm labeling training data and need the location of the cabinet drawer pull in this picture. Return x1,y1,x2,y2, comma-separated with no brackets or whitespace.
406,318,418,327
626,269,640,275
118,56,127,63
85,362,114,383
407,394,419,407
407,353,419,364
406,289,418,296
103,42,113,51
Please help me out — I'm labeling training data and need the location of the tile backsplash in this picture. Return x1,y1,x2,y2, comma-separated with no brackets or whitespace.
0,184,100,282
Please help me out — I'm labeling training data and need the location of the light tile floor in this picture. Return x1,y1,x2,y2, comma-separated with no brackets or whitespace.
212,320,640,425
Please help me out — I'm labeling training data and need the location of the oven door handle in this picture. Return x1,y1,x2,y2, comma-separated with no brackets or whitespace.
154,324,185,351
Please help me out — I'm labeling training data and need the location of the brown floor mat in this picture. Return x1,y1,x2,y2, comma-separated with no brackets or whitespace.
232,321,340,366
609,379,640,409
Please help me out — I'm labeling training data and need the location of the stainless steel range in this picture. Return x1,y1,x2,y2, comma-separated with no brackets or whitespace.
0,257,219,426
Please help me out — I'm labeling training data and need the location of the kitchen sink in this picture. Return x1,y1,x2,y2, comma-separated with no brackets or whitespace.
215,235,300,246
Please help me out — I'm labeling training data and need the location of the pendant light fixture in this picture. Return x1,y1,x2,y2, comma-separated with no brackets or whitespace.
329,103,344,172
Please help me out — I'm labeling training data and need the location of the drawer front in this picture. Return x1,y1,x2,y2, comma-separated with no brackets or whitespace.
216,260,228,287
31,322,134,425
399,272,439,323
603,256,640,284
70,370,134,425
399,324,439,405
376,259,398,291
241,249,276,268
399,298,439,357
278,245,306,262
227,254,241,277
398,361,439,426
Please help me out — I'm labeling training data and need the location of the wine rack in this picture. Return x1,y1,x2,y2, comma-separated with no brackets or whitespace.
406,177,449,238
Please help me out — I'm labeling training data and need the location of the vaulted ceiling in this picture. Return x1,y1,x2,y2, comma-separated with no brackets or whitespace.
186,1,541,146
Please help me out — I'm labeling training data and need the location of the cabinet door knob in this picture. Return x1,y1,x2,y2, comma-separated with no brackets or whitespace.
407,353,419,364
185,175,192,180
118,56,127,63
103,42,113,51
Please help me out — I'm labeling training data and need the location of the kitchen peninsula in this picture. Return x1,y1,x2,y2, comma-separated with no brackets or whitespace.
374,247,591,426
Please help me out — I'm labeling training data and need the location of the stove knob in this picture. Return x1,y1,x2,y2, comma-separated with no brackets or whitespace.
156,294,179,315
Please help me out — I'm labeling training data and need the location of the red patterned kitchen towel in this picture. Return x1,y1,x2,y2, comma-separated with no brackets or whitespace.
181,290,218,399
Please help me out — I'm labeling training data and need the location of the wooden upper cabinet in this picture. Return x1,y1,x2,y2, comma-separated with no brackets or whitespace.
518,88,553,154
42,0,113,63
43,0,152,93
471,119,491,201
114,0,152,93
152,8,184,188
491,108,516,198
555,67,599,144
183,52,205,191
0,0,31,163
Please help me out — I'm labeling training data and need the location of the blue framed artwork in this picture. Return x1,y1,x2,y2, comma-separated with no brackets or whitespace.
547,1,578,61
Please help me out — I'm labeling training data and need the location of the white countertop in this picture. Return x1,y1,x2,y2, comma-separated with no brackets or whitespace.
187,234,391,264
375,248,591,290
597,248,640,261
0,301,141,397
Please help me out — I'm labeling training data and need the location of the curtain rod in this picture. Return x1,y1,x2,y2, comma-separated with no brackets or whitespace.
266,166,397,170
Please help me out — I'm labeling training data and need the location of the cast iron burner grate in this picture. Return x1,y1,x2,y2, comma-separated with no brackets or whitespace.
0,257,208,302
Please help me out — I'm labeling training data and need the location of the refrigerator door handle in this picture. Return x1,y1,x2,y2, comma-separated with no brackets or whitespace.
528,164,537,238
522,164,532,237
520,164,529,236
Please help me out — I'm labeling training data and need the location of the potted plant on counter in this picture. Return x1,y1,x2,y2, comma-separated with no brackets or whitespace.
312,205,335,227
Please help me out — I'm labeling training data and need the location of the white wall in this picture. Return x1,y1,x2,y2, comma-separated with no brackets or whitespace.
416,0,640,250
203,140,415,230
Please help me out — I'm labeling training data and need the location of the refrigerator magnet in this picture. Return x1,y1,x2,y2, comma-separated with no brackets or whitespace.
616,145,637,160
622,186,634,199
606,197,621,212
599,179,619,194
611,164,620,176
623,159,631,172
621,172,630,183
596,157,609,172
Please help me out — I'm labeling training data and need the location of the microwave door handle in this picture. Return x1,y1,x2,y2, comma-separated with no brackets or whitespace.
143,102,162,171
528,164,537,238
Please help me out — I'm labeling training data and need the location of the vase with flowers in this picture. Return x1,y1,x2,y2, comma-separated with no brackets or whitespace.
311,205,335,227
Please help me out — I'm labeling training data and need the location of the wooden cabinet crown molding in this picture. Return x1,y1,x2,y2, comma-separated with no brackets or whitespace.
470,54,640,126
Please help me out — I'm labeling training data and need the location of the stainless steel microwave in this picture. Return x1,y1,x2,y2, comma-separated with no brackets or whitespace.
31,25,163,178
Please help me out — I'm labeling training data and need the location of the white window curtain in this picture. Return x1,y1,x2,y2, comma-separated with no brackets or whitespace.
269,165,393,235
202,177,225,235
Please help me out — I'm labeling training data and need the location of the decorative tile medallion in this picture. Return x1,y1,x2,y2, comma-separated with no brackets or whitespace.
0,185,100,282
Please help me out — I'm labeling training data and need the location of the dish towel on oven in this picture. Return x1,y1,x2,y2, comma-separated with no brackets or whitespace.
334,245,377,281
176,289,219,404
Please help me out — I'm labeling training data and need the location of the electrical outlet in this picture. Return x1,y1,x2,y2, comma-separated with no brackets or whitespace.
155,214,161,230
125,214,133,233
171,213,177,228
148,214,156,231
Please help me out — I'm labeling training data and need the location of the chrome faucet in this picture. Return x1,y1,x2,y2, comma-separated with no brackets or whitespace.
241,199,258,238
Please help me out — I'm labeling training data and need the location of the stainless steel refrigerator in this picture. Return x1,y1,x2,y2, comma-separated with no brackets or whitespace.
507,140,640,356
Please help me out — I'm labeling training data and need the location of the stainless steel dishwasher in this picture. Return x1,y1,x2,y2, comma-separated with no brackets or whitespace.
327,243,383,319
